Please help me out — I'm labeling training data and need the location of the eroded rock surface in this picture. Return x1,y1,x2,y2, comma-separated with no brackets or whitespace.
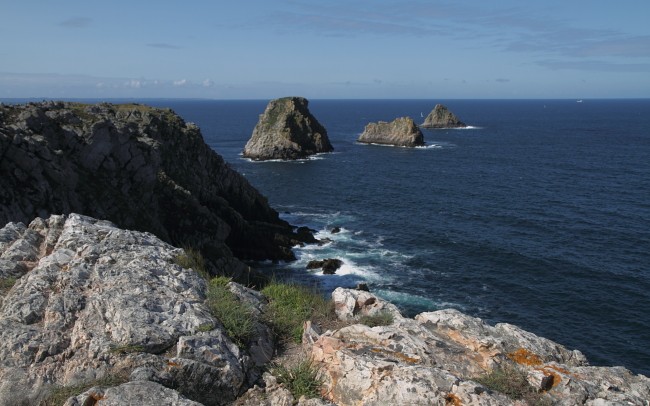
421,104,467,128
308,288,650,406
243,97,333,160
0,214,270,405
357,116,424,147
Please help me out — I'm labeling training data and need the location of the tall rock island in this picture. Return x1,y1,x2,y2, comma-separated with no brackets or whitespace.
421,104,467,128
0,101,314,278
243,97,333,160
358,116,424,147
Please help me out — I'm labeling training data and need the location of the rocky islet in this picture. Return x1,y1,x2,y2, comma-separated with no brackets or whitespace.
357,116,425,147
421,103,467,128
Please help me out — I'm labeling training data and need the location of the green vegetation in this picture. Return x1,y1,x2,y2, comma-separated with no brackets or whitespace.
358,311,394,327
0,276,17,295
174,247,209,280
261,281,333,343
474,364,553,406
206,277,255,347
272,360,323,400
40,372,129,406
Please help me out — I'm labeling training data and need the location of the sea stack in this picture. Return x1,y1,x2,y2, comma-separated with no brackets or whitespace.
358,116,424,147
243,97,333,160
421,104,467,128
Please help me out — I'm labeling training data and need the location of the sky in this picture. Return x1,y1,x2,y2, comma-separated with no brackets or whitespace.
1,0,649,99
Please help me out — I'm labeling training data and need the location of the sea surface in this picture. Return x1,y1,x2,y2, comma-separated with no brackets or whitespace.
7,98,650,376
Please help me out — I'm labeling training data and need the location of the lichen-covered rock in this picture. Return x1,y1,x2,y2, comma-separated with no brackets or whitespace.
0,101,312,276
421,104,466,128
0,214,268,405
357,116,424,147
309,288,650,406
243,97,333,160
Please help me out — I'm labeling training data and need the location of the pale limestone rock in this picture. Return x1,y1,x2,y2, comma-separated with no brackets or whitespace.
0,214,266,405
331,286,402,322
64,381,203,406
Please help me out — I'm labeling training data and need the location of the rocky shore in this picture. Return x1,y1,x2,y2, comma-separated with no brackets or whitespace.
1,214,648,405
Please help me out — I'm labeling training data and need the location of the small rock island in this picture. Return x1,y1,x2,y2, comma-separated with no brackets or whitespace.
243,97,333,160
357,116,424,147
421,104,467,128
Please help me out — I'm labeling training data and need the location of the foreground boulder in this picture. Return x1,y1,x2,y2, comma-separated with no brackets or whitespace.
421,104,467,128
357,116,424,147
308,288,650,405
0,214,271,405
243,97,333,160
0,101,314,279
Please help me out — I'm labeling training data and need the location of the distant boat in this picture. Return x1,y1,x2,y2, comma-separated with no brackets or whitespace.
576,100,583,103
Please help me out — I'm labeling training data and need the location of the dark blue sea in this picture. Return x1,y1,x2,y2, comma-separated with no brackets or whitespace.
10,98,650,376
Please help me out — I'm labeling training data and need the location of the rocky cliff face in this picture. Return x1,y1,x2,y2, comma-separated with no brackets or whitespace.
357,116,424,147
0,101,311,277
243,97,333,160
421,104,467,128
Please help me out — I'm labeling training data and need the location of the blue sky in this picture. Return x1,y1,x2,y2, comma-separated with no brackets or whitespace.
1,0,649,99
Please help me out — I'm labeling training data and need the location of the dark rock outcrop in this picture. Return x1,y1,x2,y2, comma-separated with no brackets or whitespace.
243,97,333,160
357,117,424,147
421,104,466,128
306,258,343,274
0,101,313,277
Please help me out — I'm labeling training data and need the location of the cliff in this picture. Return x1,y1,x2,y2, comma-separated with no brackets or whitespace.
1,215,647,405
357,116,424,147
243,97,333,160
0,101,313,278
421,104,467,128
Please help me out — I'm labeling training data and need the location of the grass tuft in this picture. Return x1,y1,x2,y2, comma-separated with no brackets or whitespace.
39,372,129,406
474,364,553,405
0,277,17,295
174,247,209,279
358,311,394,327
206,277,255,347
261,281,333,343
272,360,323,400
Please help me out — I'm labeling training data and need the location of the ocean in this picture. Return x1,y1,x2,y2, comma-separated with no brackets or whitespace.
11,98,650,376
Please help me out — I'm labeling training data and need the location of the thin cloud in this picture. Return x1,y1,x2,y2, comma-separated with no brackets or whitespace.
147,43,182,50
495,78,510,83
59,17,92,28
536,59,650,73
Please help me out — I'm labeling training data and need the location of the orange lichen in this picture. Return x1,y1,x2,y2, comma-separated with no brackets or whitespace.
538,364,572,389
166,360,181,368
444,393,462,406
507,348,543,366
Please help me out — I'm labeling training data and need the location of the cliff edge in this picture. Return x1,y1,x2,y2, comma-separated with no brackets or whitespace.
0,101,313,277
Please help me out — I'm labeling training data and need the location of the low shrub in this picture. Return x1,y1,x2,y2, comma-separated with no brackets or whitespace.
272,360,323,400
206,277,254,347
261,281,333,343
474,364,553,405
359,311,394,327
